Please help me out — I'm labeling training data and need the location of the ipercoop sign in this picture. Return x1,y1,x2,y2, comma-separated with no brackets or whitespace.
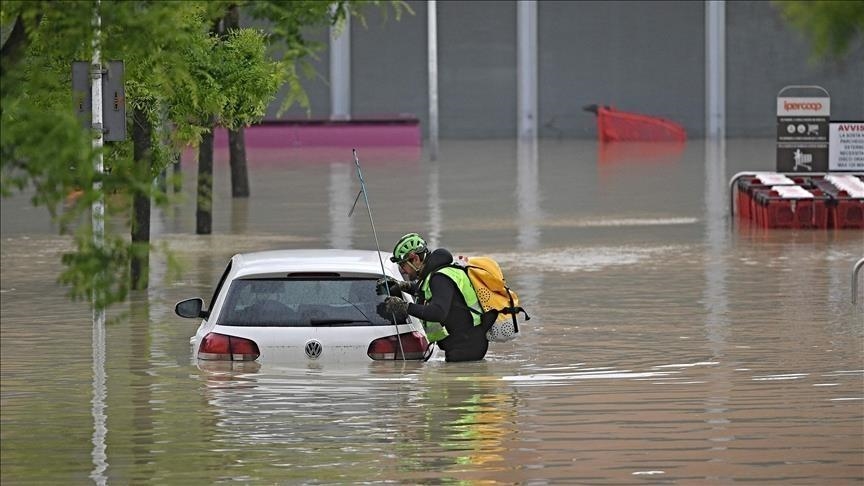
777,98,831,117
776,96,830,172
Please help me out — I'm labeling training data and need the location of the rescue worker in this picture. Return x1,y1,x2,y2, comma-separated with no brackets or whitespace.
376,233,490,362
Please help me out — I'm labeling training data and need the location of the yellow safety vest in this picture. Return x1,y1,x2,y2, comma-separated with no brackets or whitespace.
420,266,482,342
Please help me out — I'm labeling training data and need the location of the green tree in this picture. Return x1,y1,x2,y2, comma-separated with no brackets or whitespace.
1,1,280,306
1,0,409,308
213,1,413,202
195,1,411,233
774,0,864,59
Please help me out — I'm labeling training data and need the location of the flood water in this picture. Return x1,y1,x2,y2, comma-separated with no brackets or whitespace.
1,138,862,484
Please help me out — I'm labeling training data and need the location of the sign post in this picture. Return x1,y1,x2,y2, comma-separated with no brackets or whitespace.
72,60,126,142
776,85,829,172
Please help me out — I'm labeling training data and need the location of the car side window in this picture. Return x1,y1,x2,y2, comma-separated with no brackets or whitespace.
207,261,232,315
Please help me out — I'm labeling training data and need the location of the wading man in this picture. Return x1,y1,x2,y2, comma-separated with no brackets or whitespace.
376,233,490,362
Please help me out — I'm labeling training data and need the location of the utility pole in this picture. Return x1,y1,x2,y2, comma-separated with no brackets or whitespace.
705,0,726,139
517,0,538,140
428,0,439,160
330,4,351,120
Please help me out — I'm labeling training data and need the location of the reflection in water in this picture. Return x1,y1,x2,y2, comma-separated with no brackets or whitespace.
514,139,543,358
194,361,521,482
90,310,108,485
412,363,518,476
703,137,729,352
128,296,156,477
598,141,686,165
229,197,249,235
516,138,541,251
426,162,442,249
702,137,733,477
328,162,354,249
1,139,862,484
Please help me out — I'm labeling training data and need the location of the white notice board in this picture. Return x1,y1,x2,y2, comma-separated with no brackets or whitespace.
829,122,864,171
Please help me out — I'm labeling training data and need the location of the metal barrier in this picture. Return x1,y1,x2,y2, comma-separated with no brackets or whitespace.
854,258,864,304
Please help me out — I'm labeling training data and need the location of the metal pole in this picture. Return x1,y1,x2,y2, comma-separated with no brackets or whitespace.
705,0,726,139
330,8,351,120
91,2,104,256
853,257,864,305
89,4,108,484
428,0,439,160
517,0,538,140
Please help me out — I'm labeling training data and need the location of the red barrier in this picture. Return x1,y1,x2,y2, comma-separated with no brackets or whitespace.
811,179,864,229
595,106,686,143
752,188,829,229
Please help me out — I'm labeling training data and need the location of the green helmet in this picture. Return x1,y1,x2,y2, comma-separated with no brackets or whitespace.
390,232,427,263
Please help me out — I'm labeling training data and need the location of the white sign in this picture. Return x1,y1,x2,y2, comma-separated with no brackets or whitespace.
829,122,864,171
777,97,831,117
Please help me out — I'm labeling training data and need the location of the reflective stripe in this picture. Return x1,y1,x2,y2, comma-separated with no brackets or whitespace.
420,266,482,342
423,321,448,342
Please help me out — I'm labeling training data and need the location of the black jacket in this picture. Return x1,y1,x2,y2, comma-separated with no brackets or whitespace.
406,248,489,362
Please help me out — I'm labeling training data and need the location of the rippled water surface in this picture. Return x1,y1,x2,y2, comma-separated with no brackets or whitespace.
2,139,862,484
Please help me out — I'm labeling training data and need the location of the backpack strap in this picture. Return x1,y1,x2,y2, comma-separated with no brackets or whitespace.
502,286,531,333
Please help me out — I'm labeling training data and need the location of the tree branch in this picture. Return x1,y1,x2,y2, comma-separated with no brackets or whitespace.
1,13,42,81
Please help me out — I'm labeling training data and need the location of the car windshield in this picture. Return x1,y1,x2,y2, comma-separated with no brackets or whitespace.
216,278,407,327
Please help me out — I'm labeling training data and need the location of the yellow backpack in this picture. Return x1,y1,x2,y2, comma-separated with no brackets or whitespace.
455,256,530,342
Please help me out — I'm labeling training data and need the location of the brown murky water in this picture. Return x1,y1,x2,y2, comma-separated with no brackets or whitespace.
2,139,862,484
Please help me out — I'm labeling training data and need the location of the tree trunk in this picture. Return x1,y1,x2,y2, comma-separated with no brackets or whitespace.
131,107,152,289
224,5,250,198
196,125,214,235
228,128,249,197
172,152,182,193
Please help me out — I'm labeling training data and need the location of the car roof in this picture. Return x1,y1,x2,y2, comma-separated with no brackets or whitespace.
231,249,397,278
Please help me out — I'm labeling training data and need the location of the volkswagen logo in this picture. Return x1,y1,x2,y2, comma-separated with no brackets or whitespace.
304,340,323,360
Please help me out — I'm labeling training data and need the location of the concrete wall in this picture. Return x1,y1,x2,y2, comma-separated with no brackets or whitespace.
727,1,864,136
263,1,863,139
538,1,704,138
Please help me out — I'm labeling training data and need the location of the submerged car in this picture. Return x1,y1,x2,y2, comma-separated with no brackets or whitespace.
175,249,431,363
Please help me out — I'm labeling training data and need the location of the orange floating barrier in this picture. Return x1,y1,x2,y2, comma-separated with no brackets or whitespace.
585,104,687,143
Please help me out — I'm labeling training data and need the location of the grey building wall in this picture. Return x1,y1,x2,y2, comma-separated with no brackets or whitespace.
352,1,428,123
727,1,863,136
538,1,704,138
262,1,863,139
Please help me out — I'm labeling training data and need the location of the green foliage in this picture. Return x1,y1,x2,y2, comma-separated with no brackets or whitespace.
1,0,279,309
59,226,131,308
184,28,284,131
1,0,409,311
774,0,864,59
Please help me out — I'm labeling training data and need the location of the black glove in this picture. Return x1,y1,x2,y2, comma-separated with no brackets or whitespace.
376,296,409,321
376,277,413,296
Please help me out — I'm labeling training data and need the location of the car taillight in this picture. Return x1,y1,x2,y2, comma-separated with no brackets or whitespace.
367,332,429,360
198,332,260,361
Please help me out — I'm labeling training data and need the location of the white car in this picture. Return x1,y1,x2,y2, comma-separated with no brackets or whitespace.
175,249,431,363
